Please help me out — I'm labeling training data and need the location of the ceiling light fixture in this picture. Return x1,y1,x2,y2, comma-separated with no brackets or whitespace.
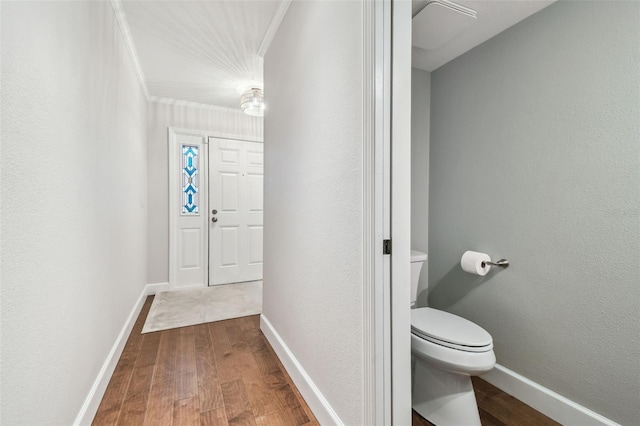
240,87,265,117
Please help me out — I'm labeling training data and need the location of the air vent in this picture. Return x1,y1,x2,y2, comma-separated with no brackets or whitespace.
412,0,477,51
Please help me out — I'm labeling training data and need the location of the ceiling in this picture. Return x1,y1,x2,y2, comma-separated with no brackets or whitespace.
412,0,556,71
119,0,288,109
117,0,555,109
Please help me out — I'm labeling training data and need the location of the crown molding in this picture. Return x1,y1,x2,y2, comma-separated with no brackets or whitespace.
111,0,149,99
147,96,247,115
258,0,293,58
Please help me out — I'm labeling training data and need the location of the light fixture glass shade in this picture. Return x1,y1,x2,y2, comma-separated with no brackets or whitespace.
240,87,265,116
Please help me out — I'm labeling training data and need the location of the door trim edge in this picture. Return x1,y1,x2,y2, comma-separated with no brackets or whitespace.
363,0,389,424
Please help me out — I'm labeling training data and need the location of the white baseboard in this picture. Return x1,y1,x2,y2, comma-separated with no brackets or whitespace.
482,364,620,426
146,281,170,295
73,283,163,426
260,315,344,426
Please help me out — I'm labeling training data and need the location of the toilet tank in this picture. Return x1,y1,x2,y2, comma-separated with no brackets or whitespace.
411,250,428,307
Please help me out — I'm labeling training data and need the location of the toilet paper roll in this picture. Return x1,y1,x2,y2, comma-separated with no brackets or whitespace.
461,250,491,276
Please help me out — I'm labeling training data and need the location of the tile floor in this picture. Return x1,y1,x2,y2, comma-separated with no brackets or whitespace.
142,281,262,333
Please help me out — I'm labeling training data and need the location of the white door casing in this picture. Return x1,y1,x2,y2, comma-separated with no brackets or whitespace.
208,137,264,285
391,0,413,424
168,129,209,290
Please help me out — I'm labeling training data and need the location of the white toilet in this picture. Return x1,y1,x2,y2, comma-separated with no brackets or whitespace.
411,250,495,426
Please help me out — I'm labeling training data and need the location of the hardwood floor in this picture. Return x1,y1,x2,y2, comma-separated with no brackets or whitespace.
93,296,318,426
95,295,559,426
412,376,560,426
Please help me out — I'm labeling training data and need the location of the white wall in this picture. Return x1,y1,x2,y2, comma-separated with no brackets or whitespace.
428,2,640,424
262,1,364,424
1,2,147,424
146,101,262,284
411,68,430,306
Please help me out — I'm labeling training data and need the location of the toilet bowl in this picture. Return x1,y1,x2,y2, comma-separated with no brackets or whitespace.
410,250,495,426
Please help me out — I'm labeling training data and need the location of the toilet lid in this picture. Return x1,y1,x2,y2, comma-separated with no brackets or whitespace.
411,308,493,352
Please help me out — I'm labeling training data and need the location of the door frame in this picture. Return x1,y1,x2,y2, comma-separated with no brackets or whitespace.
363,0,388,424
168,126,263,291
363,0,412,423
390,0,413,424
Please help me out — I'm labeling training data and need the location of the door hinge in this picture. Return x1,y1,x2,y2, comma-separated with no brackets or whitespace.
383,239,392,255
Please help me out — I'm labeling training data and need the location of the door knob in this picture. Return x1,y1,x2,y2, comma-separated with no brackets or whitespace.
212,217,218,223
212,209,218,214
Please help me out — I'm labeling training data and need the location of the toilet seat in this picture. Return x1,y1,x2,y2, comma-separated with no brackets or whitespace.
411,308,493,352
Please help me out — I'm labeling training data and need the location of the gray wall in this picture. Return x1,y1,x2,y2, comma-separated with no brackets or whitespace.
428,2,640,424
412,68,431,305
1,2,148,423
263,1,364,423
146,102,262,284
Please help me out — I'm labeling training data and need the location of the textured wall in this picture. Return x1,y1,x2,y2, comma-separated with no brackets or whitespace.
428,2,640,424
146,102,262,284
1,2,148,423
411,68,431,305
262,1,364,423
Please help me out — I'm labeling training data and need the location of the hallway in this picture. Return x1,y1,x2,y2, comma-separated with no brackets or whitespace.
93,297,317,425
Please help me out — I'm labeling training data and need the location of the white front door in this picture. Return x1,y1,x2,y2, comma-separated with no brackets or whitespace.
208,137,264,285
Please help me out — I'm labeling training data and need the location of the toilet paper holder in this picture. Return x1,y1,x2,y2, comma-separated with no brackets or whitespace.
482,259,509,268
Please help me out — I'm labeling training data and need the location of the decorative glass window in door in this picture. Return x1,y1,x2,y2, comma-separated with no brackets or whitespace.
182,145,199,214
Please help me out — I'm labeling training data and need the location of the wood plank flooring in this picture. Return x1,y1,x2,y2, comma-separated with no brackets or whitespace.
95,295,559,426
412,376,561,426
93,296,318,426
